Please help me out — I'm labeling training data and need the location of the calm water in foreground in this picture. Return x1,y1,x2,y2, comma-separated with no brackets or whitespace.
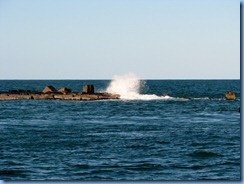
0,80,240,180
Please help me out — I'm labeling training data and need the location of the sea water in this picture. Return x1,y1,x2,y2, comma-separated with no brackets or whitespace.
0,75,240,180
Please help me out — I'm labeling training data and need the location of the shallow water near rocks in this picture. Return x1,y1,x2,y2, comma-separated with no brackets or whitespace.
0,80,240,180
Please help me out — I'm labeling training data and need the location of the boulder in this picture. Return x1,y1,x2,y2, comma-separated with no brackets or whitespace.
225,91,236,100
43,86,57,93
83,84,94,94
58,87,71,94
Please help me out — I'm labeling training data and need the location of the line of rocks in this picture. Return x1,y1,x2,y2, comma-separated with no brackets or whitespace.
0,85,120,101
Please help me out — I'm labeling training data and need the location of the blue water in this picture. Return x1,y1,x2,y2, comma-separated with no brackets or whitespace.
0,80,240,180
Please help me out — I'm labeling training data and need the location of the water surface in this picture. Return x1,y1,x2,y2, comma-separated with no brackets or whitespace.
0,80,240,180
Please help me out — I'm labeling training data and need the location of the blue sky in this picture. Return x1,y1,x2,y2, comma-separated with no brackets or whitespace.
0,0,240,79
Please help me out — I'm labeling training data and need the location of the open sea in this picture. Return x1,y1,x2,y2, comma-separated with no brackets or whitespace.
0,79,240,180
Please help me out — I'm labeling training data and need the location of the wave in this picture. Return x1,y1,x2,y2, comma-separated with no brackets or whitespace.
105,73,240,101
106,73,173,100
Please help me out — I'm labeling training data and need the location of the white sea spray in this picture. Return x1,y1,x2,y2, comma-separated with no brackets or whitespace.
106,73,172,100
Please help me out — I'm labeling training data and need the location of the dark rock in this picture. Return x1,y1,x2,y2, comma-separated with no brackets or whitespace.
9,90,18,93
162,93,168,97
83,85,94,94
8,89,31,94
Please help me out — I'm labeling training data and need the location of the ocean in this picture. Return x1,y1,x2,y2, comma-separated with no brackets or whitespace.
0,77,240,180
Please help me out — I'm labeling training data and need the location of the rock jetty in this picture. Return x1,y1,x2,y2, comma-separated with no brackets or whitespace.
0,85,120,101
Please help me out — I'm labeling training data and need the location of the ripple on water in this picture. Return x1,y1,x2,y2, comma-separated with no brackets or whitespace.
0,80,240,180
187,151,223,158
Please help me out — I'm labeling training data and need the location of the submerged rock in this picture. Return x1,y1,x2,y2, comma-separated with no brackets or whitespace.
162,93,169,97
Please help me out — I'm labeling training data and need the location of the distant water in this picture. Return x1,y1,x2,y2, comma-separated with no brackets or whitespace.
0,78,240,180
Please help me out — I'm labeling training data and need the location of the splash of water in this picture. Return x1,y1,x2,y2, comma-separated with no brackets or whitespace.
106,73,172,100
105,74,227,101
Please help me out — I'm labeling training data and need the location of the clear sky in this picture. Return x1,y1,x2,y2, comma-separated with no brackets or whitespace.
0,0,240,79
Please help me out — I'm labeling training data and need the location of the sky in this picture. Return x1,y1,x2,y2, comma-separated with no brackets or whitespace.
0,0,240,79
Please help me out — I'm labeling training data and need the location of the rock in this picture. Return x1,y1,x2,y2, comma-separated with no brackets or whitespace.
225,91,236,100
0,94,16,100
32,94,54,100
43,86,57,93
8,90,18,93
58,87,71,94
162,93,168,97
83,85,94,94
0,89,120,101
98,93,120,99
8,89,31,94
54,94,81,100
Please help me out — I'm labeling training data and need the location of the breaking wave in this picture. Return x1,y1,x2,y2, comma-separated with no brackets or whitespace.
105,73,239,101
106,73,172,100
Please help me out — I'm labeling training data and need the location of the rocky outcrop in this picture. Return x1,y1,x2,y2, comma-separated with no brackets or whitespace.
225,92,236,100
58,87,71,94
0,92,120,101
0,84,120,101
43,86,57,93
83,85,94,94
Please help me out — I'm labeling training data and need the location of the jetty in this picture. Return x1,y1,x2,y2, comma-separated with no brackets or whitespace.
0,85,120,101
